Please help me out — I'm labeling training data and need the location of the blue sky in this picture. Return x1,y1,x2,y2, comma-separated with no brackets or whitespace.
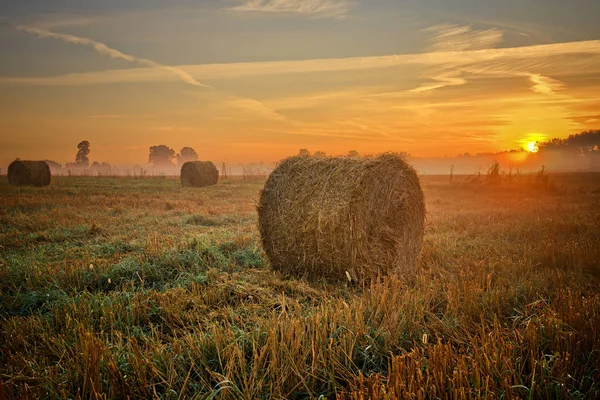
1,0,599,165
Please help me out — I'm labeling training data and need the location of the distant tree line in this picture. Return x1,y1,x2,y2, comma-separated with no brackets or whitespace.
32,130,600,175
148,145,199,167
40,142,201,172
538,130,600,155
297,149,361,157
449,130,600,159
43,141,112,173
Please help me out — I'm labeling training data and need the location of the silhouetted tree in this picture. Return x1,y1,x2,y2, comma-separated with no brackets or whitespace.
313,151,326,158
539,130,600,155
179,147,199,165
148,145,176,167
91,161,111,175
538,130,600,170
298,149,310,157
76,141,90,166
347,150,359,157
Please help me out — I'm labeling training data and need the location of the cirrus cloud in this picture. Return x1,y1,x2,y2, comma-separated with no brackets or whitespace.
225,0,355,19
425,23,504,52
16,24,210,88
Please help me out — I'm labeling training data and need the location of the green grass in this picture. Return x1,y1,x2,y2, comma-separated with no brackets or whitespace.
0,175,599,399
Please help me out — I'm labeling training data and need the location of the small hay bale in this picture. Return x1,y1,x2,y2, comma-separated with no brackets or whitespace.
8,160,51,187
180,161,219,187
258,154,425,283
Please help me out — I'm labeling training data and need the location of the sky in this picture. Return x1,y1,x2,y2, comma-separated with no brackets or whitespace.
1,0,599,166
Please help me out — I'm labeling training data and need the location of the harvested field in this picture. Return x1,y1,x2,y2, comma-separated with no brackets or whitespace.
0,174,599,398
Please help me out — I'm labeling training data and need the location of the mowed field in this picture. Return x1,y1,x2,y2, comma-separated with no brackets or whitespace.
1,174,599,399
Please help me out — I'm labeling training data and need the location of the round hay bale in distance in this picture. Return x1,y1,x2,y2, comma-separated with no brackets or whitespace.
258,154,425,283
180,161,219,187
8,160,51,187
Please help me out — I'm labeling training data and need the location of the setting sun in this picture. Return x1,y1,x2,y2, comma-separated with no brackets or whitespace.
519,133,547,154
527,142,539,153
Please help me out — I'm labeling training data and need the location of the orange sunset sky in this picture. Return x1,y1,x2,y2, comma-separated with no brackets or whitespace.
1,0,599,166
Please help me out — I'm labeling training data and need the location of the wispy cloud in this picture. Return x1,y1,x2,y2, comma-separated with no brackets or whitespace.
4,38,600,87
261,127,389,141
409,72,467,93
12,24,294,123
409,24,505,93
269,88,375,110
15,24,209,88
4,23,600,107
226,0,354,19
425,24,504,52
221,97,289,121
528,73,565,95
25,14,111,29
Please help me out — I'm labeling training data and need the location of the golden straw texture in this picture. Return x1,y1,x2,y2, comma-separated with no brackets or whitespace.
258,154,425,283
180,161,219,188
8,160,51,187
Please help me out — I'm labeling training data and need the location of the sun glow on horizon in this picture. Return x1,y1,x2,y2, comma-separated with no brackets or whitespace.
526,141,539,153
519,133,547,154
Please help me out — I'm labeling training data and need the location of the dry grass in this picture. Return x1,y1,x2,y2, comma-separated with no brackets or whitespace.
258,154,425,283
0,174,599,399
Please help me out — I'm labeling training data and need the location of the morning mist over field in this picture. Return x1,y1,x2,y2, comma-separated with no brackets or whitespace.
1,0,600,168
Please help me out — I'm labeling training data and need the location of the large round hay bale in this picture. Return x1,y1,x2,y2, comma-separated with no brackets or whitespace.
8,160,51,187
258,154,425,283
180,161,219,187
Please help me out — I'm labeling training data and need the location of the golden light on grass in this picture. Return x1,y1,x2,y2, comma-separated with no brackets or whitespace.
2,175,600,398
